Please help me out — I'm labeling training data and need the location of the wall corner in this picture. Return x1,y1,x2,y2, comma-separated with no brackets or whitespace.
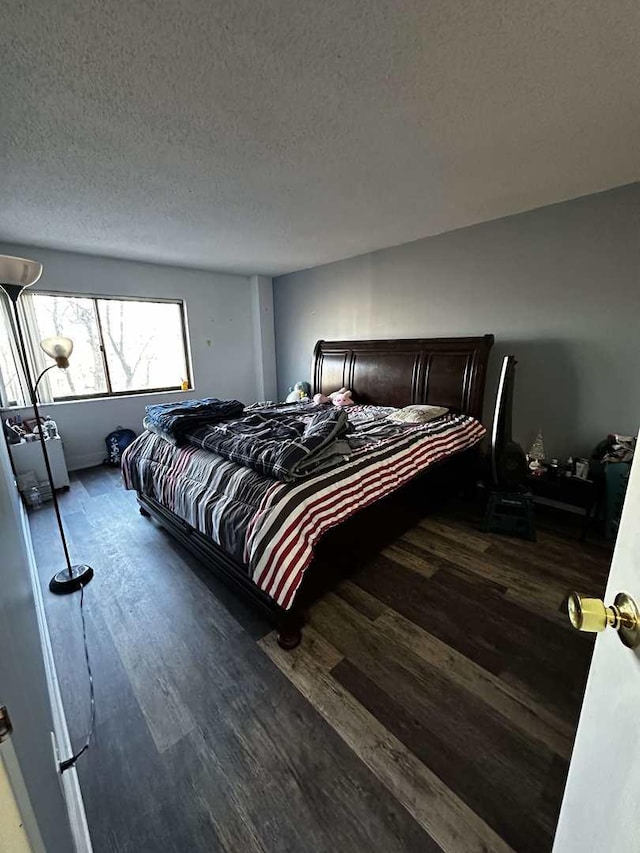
250,276,277,402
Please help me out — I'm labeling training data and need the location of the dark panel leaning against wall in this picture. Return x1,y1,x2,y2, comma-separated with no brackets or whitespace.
273,183,640,460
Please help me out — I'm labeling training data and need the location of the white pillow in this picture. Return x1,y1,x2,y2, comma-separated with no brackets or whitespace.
389,404,449,424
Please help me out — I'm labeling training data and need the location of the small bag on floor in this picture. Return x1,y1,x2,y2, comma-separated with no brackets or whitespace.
103,426,137,467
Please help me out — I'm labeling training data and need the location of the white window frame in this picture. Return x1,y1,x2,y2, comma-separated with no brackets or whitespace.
1,290,193,406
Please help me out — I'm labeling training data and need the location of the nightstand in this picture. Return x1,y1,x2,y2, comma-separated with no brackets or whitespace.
525,472,602,540
9,436,70,497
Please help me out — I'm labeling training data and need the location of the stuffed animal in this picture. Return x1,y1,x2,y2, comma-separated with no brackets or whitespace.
330,388,354,407
285,381,311,403
313,387,354,406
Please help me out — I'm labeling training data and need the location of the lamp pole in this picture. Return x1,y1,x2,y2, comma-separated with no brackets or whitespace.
1,280,93,594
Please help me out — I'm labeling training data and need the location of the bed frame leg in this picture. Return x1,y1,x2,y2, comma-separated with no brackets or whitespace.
139,505,150,518
277,628,302,650
277,612,304,650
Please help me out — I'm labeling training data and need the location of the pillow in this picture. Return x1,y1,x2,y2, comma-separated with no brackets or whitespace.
389,404,449,423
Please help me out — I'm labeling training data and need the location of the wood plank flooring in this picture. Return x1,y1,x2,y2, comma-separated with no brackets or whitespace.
28,467,611,853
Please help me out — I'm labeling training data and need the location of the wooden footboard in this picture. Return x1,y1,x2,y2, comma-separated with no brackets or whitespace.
135,445,480,650
137,492,305,649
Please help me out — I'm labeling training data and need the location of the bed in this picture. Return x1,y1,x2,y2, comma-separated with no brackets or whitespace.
123,334,494,648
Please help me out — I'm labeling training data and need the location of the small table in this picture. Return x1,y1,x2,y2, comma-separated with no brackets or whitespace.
526,472,601,540
9,436,70,499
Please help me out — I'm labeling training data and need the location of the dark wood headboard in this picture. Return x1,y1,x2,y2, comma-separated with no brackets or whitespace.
312,335,494,421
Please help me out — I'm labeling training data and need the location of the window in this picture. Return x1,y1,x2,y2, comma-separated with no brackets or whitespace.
0,304,27,406
31,295,109,399
0,292,191,405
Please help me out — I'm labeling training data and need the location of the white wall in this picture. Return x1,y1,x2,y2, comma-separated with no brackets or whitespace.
0,243,260,469
250,275,277,401
273,183,640,459
0,435,76,851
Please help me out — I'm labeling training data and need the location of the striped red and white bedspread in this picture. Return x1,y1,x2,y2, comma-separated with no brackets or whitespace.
122,413,485,610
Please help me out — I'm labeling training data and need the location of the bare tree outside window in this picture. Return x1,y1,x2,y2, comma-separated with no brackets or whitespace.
98,299,187,393
0,302,25,405
26,293,189,400
32,295,108,398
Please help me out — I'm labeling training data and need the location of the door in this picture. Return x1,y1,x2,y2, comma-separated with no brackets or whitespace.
553,433,640,851
0,437,76,851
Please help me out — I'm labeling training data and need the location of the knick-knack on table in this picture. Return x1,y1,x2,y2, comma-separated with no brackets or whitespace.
527,429,546,474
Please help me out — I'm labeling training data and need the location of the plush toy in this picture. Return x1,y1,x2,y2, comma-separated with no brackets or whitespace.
313,387,354,406
285,381,311,403
330,388,354,407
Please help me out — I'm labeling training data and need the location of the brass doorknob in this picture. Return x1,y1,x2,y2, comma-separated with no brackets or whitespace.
567,591,640,649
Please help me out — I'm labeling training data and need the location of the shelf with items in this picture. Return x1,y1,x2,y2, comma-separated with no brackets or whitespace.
524,464,604,542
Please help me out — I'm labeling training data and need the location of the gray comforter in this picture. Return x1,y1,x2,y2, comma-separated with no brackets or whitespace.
185,405,352,482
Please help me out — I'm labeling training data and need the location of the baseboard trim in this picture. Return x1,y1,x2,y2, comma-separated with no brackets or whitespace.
66,453,105,472
21,507,93,853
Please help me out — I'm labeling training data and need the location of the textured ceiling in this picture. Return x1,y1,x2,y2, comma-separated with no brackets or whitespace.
2,1,640,276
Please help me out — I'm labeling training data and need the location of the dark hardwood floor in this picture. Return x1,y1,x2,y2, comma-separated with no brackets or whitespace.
29,467,611,853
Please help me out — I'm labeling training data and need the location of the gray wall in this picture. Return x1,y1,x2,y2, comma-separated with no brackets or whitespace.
274,183,640,459
1,243,257,469
0,436,75,851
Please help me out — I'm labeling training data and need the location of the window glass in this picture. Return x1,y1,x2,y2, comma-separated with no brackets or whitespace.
31,294,109,398
97,299,188,393
0,302,26,406
4,292,190,403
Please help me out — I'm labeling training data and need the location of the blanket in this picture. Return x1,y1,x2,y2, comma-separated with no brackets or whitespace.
122,411,486,610
185,406,351,481
144,397,245,444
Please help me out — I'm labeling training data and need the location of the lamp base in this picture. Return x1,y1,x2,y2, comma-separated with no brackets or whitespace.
49,564,94,595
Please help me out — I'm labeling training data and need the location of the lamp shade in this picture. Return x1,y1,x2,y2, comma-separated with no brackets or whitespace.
0,255,43,288
41,336,74,369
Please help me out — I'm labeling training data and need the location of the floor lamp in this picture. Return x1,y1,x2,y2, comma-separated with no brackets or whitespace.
0,255,93,594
